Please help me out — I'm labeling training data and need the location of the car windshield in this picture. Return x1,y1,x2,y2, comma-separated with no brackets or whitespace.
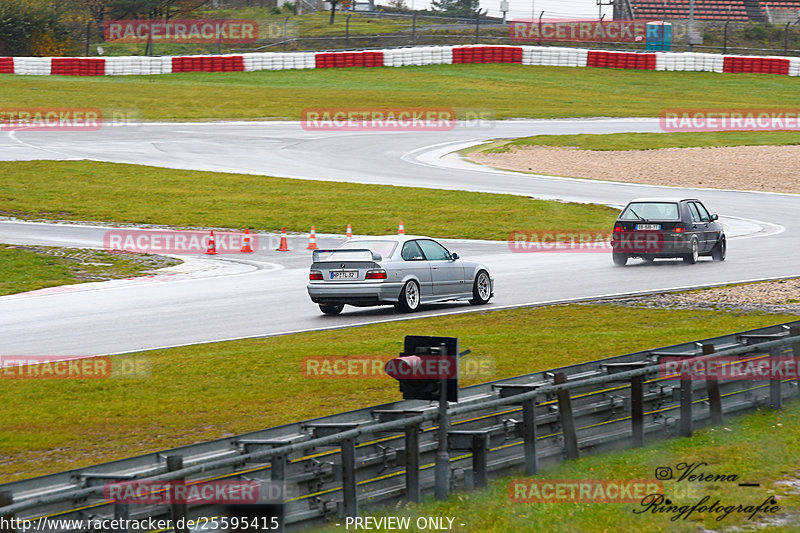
619,202,679,221
340,240,398,258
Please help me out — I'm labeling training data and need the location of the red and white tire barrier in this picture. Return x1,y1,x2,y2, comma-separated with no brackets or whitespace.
2,45,799,77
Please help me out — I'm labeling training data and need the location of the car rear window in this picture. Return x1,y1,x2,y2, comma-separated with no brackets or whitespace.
619,202,680,221
340,240,397,258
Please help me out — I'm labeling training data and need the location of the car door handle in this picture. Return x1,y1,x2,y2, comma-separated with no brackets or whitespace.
432,266,439,270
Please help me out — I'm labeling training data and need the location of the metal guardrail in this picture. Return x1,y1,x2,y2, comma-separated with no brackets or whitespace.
1,321,799,531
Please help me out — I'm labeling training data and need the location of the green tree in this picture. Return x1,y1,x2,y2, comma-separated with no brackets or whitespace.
0,0,69,56
430,0,479,17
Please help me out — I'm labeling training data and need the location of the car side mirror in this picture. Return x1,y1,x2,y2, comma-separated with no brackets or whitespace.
710,214,718,221
371,252,382,261
451,252,459,261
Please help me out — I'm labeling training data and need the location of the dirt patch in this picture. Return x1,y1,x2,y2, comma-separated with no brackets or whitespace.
469,145,800,195
6,245,181,281
598,278,800,315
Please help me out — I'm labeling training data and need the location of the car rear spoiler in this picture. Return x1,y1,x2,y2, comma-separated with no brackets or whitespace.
312,249,383,262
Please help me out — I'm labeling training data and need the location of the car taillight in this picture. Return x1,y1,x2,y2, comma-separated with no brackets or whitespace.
365,269,387,280
673,226,685,233
613,226,624,232
309,271,323,280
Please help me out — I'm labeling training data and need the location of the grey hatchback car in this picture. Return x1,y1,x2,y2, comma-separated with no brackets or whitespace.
307,236,494,315
610,198,727,266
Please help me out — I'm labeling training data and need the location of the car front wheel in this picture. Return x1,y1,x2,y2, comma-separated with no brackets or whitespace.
395,280,421,312
470,270,492,305
711,236,726,262
319,303,344,316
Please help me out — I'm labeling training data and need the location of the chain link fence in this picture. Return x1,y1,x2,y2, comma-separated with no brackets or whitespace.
60,13,800,57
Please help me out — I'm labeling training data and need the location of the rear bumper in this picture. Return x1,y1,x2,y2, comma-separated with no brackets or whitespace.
611,235,692,257
307,281,404,306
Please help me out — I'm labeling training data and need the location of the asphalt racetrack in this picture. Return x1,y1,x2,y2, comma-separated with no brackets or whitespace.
0,118,795,356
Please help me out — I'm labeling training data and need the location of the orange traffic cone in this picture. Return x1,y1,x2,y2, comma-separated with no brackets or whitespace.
346,224,353,239
307,225,318,250
398,221,405,235
205,230,218,255
277,227,290,251
240,228,254,253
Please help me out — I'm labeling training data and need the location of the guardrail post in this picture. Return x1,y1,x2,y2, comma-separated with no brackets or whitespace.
554,372,579,459
680,365,693,438
405,422,421,502
769,346,784,410
271,454,287,482
472,433,489,488
0,491,13,533
522,398,539,474
435,356,451,500
791,326,800,394
341,438,357,518
269,454,287,533
630,374,645,448
114,501,130,533
703,344,723,425
167,456,188,533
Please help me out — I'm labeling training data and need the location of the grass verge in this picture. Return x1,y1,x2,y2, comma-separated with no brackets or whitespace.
483,131,800,153
0,304,795,481
0,245,179,296
0,161,617,239
3,65,800,121
96,11,420,57
313,402,800,532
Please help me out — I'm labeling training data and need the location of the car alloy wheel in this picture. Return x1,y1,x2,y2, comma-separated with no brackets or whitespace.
470,271,491,305
396,280,420,312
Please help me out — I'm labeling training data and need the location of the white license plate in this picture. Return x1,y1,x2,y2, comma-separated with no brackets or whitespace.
330,270,358,280
636,224,661,231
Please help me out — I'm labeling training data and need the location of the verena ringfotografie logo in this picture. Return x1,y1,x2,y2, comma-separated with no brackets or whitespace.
302,354,495,380
103,20,258,44
103,229,258,254
661,356,800,380
0,355,149,379
0,108,102,131
508,229,614,253
301,108,457,131
661,109,800,132
509,479,662,503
